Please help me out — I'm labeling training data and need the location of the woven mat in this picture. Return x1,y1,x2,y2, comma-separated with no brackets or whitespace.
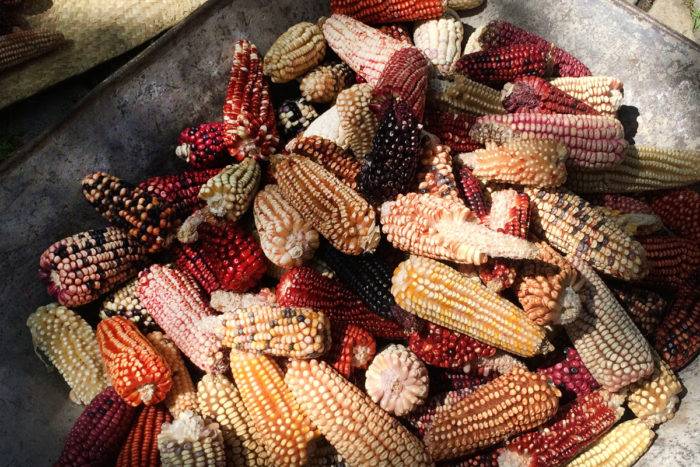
0,0,208,109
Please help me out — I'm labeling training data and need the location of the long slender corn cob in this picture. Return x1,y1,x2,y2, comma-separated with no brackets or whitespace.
198,158,260,220
176,123,229,169
648,188,700,243
427,75,506,115
285,358,433,466
392,256,552,357
285,136,361,189
455,43,551,87
146,331,197,418
157,410,227,466
277,98,318,139
416,141,460,200
408,321,496,371
638,235,700,290
456,167,488,217
323,322,376,379
413,9,463,75
138,168,221,220
371,46,429,120
626,350,682,426
423,109,483,152
27,303,109,405
336,83,378,159
567,418,654,467
116,403,172,467
548,76,623,116
263,22,326,83
300,62,354,104
537,347,600,402
100,279,157,333
502,76,599,115
0,28,65,71
329,0,444,24
609,284,667,338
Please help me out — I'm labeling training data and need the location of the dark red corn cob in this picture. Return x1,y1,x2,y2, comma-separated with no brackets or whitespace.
323,322,376,379
648,188,700,243
455,44,550,88
356,99,422,204
378,23,413,44
408,322,497,371
55,386,137,467
407,387,476,437
586,193,653,214
638,235,700,290
609,283,668,339
537,347,599,402
457,167,488,218
175,122,229,169
116,403,172,467
371,47,429,120
276,266,405,340
391,304,426,334
330,0,445,24
423,109,483,152
502,76,599,115
138,168,221,221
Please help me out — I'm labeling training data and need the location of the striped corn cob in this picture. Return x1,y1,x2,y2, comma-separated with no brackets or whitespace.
300,62,355,104
55,386,137,466
146,331,197,418
138,265,229,373
548,76,623,116
408,321,496,371
392,256,551,356
498,388,624,467
378,23,413,44
324,322,376,378
285,136,361,189
626,350,682,425
116,403,172,467
564,256,654,392
537,347,600,402
138,168,221,221
223,39,278,161
275,154,380,254
198,158,260,220
470,113,627,168
427,76,506,115
210,288,276,313
197,374,271,466
230,352,318,466
413,9,463,75
638,235,700,290
416,141,460,200
336,83,378,159
371,46,429,120
565,145,700,192
263,22,326,83
100,279,157,333
456,167,488,217
27,303,109,405
276,266,405,339
502,76,600,115
0,28,65,71
380,193,539,264
301,106,342,147
285,358,433,466
39,227,147,307
406,387,476,438
609,284,667,338
648,188,700,243
484,189,531,239
423,109,482,152
424,367,560,461
175,123,229,169
567,418,654,467
329,0,444,23
157,410,226,466
455,43,550,87
277,99,319,139
526,187,647,280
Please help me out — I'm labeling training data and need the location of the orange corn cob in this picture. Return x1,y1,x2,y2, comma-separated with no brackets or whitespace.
416,141,459,201
548,76,623,116
116,403,172,467
263,22,326,83
626,351,682,426
0,28,65,71
502,76,600,115
285,136,361,189
300,62,355,104
336,83,378,159
329,0,444,23
146,332,196,418
371,46,429,119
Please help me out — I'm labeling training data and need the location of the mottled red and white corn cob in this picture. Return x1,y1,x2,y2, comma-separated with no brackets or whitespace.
638,235,700,290
416,141,460,201
413,9,463,75
0,28,65,71
626,351,682,426
138,265,229,373
336,83,378,159
39,227,147,307
100,279,157,333
263,21,326,83
277,98,319,139
146,331,197,418
330,0,444,23
423,109,482,152
648,188,700,243
427,76,506,115
324,322,376,378
484,189,531,239
175,122,229,169
477,259,517,293
223,39,278,161
157,410,226,466
609,284,667,338
138,168,221,221
198,158,260,220
55,386,137,466
372,46,429,120
378,23,413,44
470,113,627,168
116,403,172,467
502,76,599,115
456,167,488,217
548,76,623,116
286,136,361,189
455,43,550,87
537,347,600,402
300,62,355,104
408,321,496,371
567,418,654,467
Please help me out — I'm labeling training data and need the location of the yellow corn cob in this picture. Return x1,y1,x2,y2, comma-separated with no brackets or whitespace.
548,76,623,116
448,0,484,9
263,22,326,83
427,75,507,115
300,62,354,104
197,374,271,466
567,418,654,467
230,352,318,466
146,331,197,418
566,145,700,193
27,303,110,405
157,410,227,466
392,256,552,357
198,159,261,220
626,350,682,425
275,154,380,255
99,278,156,333
303,106,342,143
413,9,464,75
0,29,65,71
285,358,433,467
336,83,378,161
416,142,460,201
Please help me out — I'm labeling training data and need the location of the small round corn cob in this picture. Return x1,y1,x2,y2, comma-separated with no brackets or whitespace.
116,403,172,467
427,75,507,116
146,331,197,418
100,278,157,334
285,135,361,189
371,46,429,120
209,288,277,313
263,21,326,83
378,23,413,44
456,43,550,88
626,350,682,426
609,283,668,338
302,105,342,143
138,168,221,221
323,322,376,379
198,158,261,221
413,9,463,75
157,410,227,466
637,235,700,290
277,98,319,139
416,141,460,201
175,122,229,169
408,321,497,371
423,109,483,152
0,28,65,71
336,83,378,160
537,347,600,402
648,188,700,243
329,0,444,24
502,75,600,115
300,62,354,104
567,418,654,467
548,76,623,116
27,303,109,405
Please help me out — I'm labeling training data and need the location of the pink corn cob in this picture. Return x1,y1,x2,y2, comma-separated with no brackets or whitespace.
371,46,429,119
455,43,550,88
537,347,600,402
330,0,444,24
502,76,599,115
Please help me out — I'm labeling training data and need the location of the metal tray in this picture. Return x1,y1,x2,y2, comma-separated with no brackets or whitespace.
0,0,698,464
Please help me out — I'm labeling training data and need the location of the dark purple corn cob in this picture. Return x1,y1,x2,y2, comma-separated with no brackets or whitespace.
276,98,319,139
455,43,550,88
175,122,229,169
456,167,488,218
502,76,599,115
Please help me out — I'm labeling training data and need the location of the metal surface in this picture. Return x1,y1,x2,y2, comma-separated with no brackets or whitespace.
0,0,698,464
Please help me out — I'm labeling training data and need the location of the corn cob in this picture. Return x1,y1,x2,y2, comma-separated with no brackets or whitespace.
424,367,560,461
146,331,197,418
229,352,318,466
392,256,551,356
0,28,65,71
277,266,405,339
484,189,531,239
116,403,172,467
407,386,476,438
456,43,550,87
223,39,278,161
638,235,700,290
263,22,326,83
285,358,433,466
305,441,349,467
138,265,229,373
277,98,319,139
609,284,667,338
100,279,157,333
565,145,700,192
39,227,147,307
55,386,137,466
381,193,539,264
413,9,463,75
588,193,653,214
416,141,460,201
275,154,380,254
198,158,260,220
285,136,361,189
648,188,700,243
526,187,647,280
433,368,500,392
447,0,483,8
371,46,429,120
300,62,355,104
537,347,600,402
324,322,376,378
548,76,623,116
423,109,482,152
567,418,654,467
336,83,378,159
502,76,599,115
593,205,663,236
476,260,517,293
27,303,109,405
456,167,488,217
301,105,342,145
564,256,654,392
427,75,506,115
378,23,413,44
626,350,682,426
408,321,496,371
157,410,226,466
329,0,444,24
210,288,276,313
138,168,221,221
175,122,229,169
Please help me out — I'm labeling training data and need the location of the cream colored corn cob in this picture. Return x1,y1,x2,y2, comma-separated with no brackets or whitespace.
548,76,623,116
99,278,156,333
567,418,654,467
157,410,227,466
448,0,484,9
198,158,261,220
336,83,378,160
413,9,464,75
427,75,506,115
146,331,197,418
626,351,682,426
263,22,326,83
303,106,342,144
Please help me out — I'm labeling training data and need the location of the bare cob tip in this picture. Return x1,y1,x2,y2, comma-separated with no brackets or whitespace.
175,143,190,161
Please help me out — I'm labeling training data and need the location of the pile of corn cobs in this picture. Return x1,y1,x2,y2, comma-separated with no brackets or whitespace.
28,0,700,465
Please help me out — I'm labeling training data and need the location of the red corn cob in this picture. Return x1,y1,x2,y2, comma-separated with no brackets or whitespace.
537,347,600,402
408,321,497,371
116,403,172,467
502,76,599,115
55,386,137,467
444,451,500,467
648,188,700,243
423,109,483,152
138,168,220,221
638,235,700,290
330,0,444,24
478,260,518,293
378,23,413,44
324,322,376,379
223,39,278,161
588,194,653,214
276,266,405,340
609,284,668,339
371,46,429,120
455,44,550,88
433,369,500,392
456,167,488,218
175,122,229,169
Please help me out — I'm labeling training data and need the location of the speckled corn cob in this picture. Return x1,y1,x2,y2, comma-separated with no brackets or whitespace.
39,227,147,307
434,369,500,392
565,145,700,192
146,331,197,418
198,158,260,220
100,279,157,333
548,76,623,116
27,303,109,405
609,284,667,338
392,256,551,357
538,347,600,402
470,113,626,168
275,154,380,254
416,141,460,200
336,83,378,159
286,136,361,189
378,23,413,43
638,235,700,290
138,265,229,373
223,39,278,161
55,386,137,466
138,168,221,220
413,9,463,75
408,321,496,371
324,322,376,378
157,410,226,466
371,46,429,120
230,352,318,466
456,167,488,217
626,351,682,426
197,374,271,466
263,22,326,83
277,99,319,139
0,28,65,71
564,256,654,392
424,367,560,461
502,76,599,115
423,109,482,152
176,123,229,169
427,76,506,115
329,0,444,23
285,358,433,466
300,62,355,104
526,187,647,280
649,188,700,243
456,43,550,87
567,418,654,467
116,403,172,467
